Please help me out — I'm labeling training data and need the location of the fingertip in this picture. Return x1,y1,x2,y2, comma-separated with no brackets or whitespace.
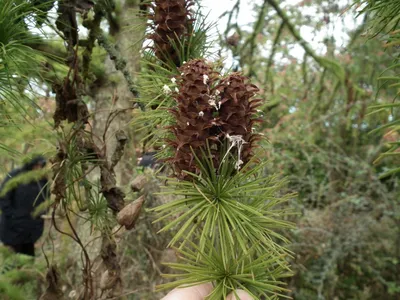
161,283,213,300
226,289,254,300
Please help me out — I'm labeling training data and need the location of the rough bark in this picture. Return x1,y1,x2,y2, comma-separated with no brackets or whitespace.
91,0,144,187
70,2,146,298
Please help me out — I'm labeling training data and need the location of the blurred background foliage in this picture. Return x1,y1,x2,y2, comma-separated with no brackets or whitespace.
0,0,399,299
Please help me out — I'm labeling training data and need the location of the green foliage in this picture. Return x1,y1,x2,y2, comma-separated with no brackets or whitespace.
0,0,46,111
152,144,293,298
0,0,399,299
134,7,216,149
257,42,400,299
0,116,55,175
86,183,115,232
0,168,49,197
156,9,216,70
0,246,43,300
355,0,400,35
154,154,292,252
213,1,400,298
51,126,117,233
354,0,400,177
161,240,291,299
0,0,60,167
271,134,399,298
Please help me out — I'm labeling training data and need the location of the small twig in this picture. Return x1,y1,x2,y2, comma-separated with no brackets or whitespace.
51,204,78,243
106,287,150,299
65,210,94,298
244,0,269,77
143,247,162,275
265,21,285,90
102,91,119,143
266,0,322,65
97,32,145,111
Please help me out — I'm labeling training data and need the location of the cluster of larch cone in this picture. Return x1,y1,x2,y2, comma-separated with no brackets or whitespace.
147,0,262,179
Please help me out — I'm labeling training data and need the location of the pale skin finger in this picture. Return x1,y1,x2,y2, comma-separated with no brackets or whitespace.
226,289,254,300
162,284,253,300
161,283,213,300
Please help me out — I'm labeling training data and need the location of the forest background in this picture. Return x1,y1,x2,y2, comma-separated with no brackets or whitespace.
0,0,399,299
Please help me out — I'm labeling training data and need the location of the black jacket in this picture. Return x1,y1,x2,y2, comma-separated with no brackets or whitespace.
0,157,49,245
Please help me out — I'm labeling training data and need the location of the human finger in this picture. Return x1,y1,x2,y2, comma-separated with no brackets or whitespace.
161,283,213,300
226,289,254,300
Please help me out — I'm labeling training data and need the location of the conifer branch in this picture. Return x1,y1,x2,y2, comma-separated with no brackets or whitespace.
265,20,285,90
266,0,322,65
82,5,104,79
97,32,144,111
245,0,269,77
266,0,346,81
151,58,294,298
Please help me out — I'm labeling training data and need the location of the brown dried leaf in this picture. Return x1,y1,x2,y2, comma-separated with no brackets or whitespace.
100,270,119,291
130,175,148,192
117,195,145,230
40,265,63,300
111,130,128,169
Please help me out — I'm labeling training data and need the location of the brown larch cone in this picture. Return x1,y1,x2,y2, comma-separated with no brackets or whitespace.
149,0,194,66
166,60,263,178
216,74,262,167
167,59,221,179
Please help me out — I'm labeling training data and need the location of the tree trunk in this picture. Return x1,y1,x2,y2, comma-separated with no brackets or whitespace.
92,0,145,186
70,2,146,297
